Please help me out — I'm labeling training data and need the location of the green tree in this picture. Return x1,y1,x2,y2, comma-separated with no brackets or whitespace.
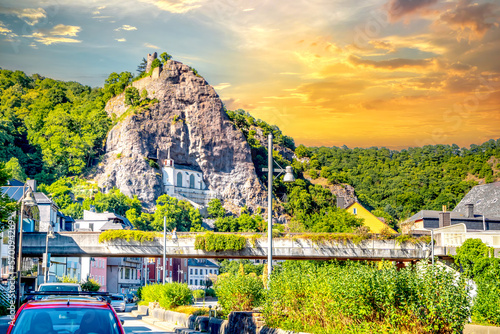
160,52,172,63
207,198,225,218
5,157,26,181
124,87,140,106
137,57,147,74
455,238,490,278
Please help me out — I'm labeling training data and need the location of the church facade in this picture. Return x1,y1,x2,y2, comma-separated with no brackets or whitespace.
160,153,213,207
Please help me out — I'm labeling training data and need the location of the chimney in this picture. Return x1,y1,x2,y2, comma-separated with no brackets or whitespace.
439,212,451,227
336,196,345,209
465,203,474,218
26,179,37,192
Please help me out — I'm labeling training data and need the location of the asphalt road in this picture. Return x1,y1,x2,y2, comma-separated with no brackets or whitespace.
0,303,166,334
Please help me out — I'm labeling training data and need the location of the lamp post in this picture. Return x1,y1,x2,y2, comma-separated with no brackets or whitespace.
17,185,36,309
163,216,166,284
44,225,55,283
263,133,295,285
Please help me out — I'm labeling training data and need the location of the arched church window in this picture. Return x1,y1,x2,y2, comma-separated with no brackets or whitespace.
177,172,183,187
189,174,195,188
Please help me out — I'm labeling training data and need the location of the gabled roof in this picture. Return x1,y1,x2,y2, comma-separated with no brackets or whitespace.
99,220,130,231
34,192,55,205
7,179,24,186
1,186,24,201
407,210,465,221
453,181,500,218
188,259,219,268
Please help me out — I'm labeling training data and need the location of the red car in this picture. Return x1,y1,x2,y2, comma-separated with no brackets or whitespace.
7,297,125,334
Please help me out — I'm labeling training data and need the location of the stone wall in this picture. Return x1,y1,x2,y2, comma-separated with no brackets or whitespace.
140,306,309,334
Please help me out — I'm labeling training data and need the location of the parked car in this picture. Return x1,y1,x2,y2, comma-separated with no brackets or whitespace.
7,295,125,334
37,283,81,292
109,294,126,312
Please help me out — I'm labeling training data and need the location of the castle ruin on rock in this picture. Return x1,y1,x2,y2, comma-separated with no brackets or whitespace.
94,53,267,214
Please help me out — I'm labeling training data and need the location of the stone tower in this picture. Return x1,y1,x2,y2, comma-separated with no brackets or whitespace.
145,52,157,73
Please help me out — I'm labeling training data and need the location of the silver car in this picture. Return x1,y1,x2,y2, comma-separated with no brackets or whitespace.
110,294,126,312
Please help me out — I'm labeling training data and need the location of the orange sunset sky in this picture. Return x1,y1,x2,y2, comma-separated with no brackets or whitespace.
1,0,499,149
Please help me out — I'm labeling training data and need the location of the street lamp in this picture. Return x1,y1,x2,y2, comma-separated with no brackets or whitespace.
262,133,295,285
17,185,36,309
44,225,55,283
163,216,166,284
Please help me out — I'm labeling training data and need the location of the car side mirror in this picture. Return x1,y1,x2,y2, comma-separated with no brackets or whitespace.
120,319,124,325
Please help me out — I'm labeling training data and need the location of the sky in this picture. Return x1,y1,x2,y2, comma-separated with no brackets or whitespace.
0,0,499,150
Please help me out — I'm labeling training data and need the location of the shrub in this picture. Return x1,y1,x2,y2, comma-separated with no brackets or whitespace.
194,232,246,252
140,283,193,310
81,278,100,292
215,272,264,315
206,288,216,297
192,289,205,299
59,275,78,283
99,230,158,243
263,260,471,334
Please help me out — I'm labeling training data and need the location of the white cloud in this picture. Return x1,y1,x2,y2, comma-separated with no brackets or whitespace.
214,82,231,90
144,42,160,49
27,24,81,45
114,24,137,31
0,7,47,25
0,21,12,35
137,0,204,14
116,38,126,42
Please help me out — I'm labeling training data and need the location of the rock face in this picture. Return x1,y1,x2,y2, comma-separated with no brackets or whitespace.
94,59,267,211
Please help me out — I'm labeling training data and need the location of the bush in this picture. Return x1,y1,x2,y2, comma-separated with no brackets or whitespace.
192,289,205,299
205,288,216,297
263,260,471,334
81,278,100,292
215,272,264,315
140,283,193,310
194,232,246,252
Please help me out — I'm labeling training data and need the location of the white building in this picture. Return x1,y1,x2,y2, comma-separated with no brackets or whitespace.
188,259,219,289
160,150,213,208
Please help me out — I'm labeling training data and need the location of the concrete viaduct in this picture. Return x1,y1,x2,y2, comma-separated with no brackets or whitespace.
21,232,440,262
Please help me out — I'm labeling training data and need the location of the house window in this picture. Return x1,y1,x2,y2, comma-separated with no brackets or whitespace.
195,279,198,285
190,279,193,285
170,258,172,266
125,268,130,279
177,172,183,187
190,268,193,275
353,208,357,215
195,269,198,275
170,271,172,277
184,259,187,266
189,174,195,188
89,223,94,231
120,268,124,279
209,269,212,274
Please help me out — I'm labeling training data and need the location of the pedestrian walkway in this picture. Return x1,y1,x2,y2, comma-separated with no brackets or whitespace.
465,324,500,334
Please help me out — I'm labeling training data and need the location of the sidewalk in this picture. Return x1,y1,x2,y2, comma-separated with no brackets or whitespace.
130,308,205,334
464,324,500,334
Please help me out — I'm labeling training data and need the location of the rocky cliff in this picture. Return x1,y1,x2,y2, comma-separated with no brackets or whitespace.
94,59,267,212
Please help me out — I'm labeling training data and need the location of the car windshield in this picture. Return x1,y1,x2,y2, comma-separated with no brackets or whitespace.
10,307,121,334
110,296,124,301
39,285,79,292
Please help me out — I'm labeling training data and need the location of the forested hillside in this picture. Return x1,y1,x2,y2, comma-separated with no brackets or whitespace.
294,141,500,222
0,68,132,184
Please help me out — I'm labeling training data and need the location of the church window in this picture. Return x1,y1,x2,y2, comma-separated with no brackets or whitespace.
189,174,195,188
177,172,183,187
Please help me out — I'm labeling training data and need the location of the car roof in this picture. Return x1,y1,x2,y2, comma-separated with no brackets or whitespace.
24,298,110,309
39,283,80,286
